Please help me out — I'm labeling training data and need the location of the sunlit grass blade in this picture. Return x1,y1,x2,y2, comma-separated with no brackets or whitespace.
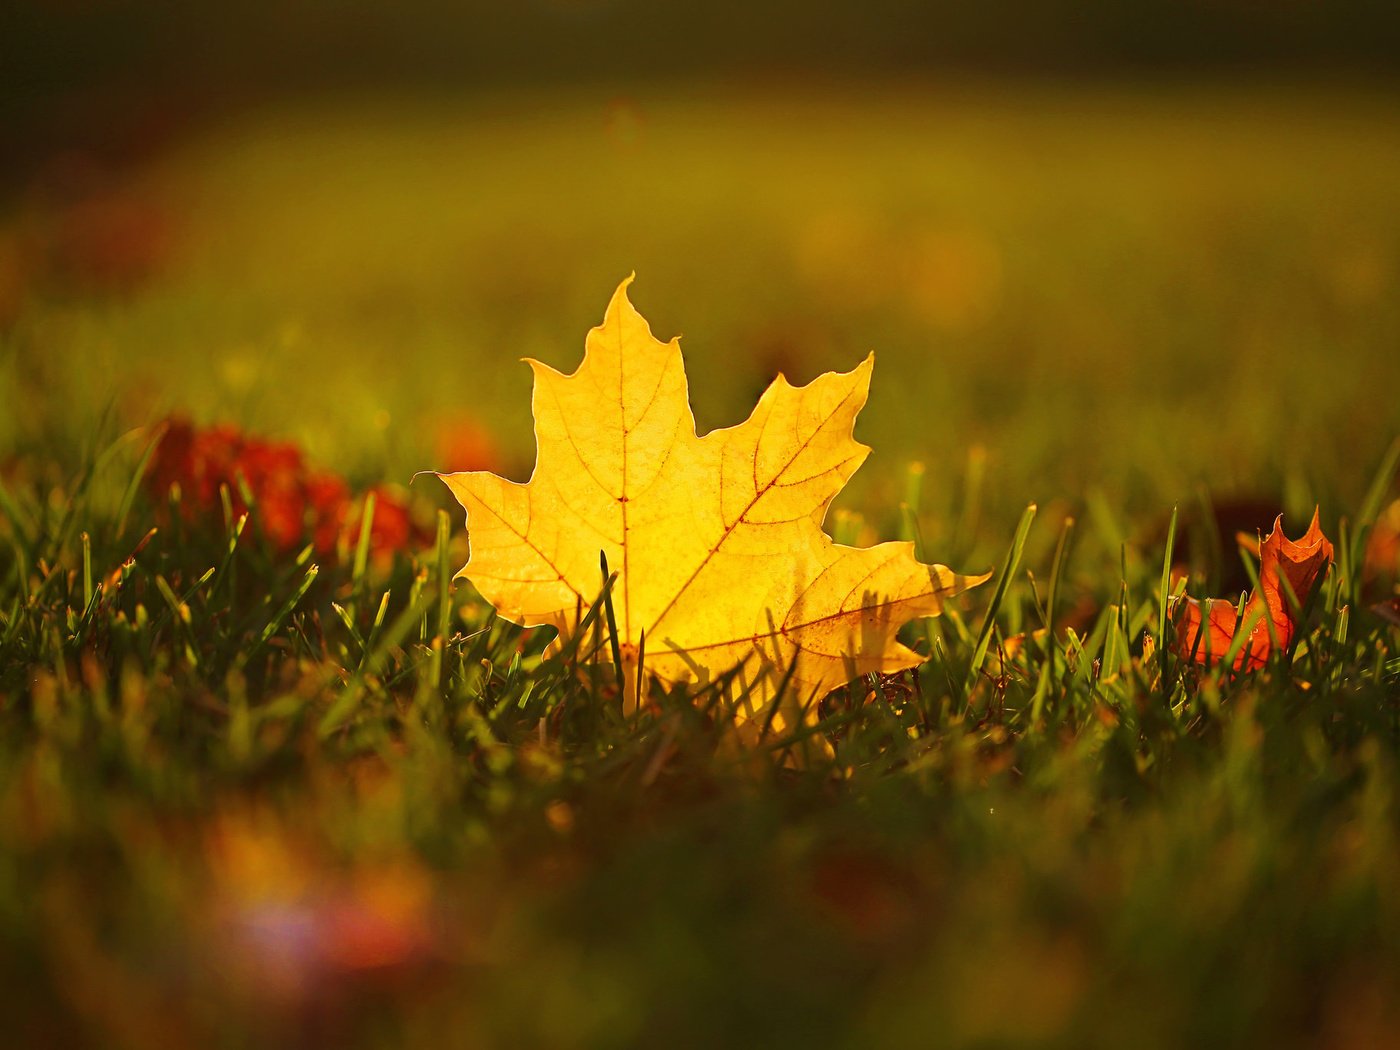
115,423,167,540
1156,505,1178,681
432,508,452,688
964,502,1036,696
240,564,319,668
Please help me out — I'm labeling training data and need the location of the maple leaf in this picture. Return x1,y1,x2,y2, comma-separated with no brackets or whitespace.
437,277,988,729
1171,509,1334,671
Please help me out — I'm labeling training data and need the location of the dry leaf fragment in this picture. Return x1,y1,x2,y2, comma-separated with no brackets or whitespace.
437,277,988,729
1171,509,1334,670
1362,497,1400,583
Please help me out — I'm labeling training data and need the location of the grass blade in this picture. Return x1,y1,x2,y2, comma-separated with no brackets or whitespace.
965,502,1037,695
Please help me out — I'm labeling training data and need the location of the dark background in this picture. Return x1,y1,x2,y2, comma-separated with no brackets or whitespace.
5,0,1399,176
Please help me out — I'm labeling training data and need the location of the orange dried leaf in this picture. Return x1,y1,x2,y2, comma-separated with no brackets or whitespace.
437,277,988,730
1172,510,1334,671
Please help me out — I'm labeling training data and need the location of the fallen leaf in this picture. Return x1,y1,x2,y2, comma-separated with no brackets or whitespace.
438,277,987,729
149,418,429,558
1171,509,1334,670
1362,497,1400,583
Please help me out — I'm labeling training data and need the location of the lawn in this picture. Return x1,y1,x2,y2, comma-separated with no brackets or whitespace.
1,79,1399,1048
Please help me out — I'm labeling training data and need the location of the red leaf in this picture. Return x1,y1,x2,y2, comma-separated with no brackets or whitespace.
147,418,436,560
1172,509,1333,670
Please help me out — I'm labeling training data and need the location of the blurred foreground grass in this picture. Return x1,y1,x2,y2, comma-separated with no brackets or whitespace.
1,80,1399,1049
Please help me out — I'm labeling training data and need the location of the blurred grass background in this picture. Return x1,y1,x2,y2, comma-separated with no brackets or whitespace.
5,80,1400,532
3,0,1400,526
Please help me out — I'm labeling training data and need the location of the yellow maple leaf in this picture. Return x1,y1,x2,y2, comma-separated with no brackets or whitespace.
438,277,988,730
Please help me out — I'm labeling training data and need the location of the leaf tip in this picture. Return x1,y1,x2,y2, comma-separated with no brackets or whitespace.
609,272,639,311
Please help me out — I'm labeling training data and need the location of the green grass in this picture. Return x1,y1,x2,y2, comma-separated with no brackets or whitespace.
1,79,1400,1048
